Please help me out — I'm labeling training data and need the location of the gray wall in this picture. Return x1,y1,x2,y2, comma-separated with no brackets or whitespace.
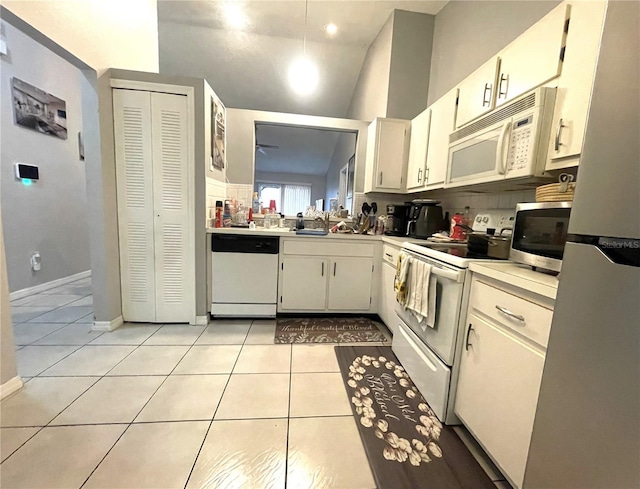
387,10,435,120
325,132,357,207
254,171,327,208
346,13,393,121
1,206,18,385
0,20,90,293
428,0,560,105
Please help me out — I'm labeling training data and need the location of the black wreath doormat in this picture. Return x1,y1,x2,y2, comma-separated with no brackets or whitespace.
335,345,495,489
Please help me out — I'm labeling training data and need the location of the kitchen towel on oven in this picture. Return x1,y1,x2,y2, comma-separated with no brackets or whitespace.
407,259,431,325
395,251,411,306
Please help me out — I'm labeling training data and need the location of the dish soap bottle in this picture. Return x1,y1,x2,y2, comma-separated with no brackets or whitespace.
252,192,260,215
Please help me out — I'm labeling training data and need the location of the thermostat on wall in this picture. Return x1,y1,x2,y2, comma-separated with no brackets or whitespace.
14,163,39,181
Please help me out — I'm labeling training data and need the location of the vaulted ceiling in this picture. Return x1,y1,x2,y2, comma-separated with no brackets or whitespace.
157,1,447,118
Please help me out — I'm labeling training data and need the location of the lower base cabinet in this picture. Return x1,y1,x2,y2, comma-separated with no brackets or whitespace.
379,262,398,334
279,255,374,313
455,308,547,488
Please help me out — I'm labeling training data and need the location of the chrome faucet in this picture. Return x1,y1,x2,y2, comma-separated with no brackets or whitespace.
314,212,330,231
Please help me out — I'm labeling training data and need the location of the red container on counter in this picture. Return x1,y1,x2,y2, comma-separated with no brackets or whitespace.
450,212,466,240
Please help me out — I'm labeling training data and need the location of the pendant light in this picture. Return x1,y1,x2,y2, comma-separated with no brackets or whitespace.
288,0,318,95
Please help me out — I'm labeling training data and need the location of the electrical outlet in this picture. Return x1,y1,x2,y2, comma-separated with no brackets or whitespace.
30,252,41,271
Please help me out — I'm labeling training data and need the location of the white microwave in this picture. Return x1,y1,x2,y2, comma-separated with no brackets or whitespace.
446,87,556,188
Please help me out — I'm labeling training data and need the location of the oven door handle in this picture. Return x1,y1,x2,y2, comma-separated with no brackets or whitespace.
429,266,465,283
399,325,437,372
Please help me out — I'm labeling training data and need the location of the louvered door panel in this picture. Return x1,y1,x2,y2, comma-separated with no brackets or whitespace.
113,89,156,322
150,92,192,322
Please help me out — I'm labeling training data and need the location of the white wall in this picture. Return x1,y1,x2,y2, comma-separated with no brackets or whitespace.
427,0,560,105
0,203,18,386
1,0,159,74
1,20,91,293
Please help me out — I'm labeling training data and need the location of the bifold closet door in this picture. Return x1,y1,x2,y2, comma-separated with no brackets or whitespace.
150,92,191,323
114,89,156,322
113,89,191,323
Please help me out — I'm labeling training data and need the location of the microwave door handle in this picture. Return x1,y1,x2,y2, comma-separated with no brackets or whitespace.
495,121,512,175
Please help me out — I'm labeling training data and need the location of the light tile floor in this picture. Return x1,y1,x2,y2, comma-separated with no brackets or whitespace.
2,278,511,488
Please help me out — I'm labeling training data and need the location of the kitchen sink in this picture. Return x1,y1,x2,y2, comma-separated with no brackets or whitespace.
295,229,329,236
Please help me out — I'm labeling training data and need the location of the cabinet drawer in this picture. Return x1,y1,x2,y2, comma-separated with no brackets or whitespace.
469,279,552,349
382,244,400,265
283,239,375,257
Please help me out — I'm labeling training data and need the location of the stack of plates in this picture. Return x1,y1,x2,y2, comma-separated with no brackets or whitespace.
536,182,576,202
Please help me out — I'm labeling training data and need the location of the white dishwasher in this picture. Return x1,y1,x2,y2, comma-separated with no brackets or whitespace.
211,234,280,317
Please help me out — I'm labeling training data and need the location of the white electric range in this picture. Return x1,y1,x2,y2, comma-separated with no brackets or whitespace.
392,210,514,425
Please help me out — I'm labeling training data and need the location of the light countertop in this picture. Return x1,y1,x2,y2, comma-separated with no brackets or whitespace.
469,262,560,300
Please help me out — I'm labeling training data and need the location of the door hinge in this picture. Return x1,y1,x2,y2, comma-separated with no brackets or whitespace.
372,264,374,272
564,17,570,33
281,263,284,270
280,296,282,303
559,46,566,62
370,297,372,305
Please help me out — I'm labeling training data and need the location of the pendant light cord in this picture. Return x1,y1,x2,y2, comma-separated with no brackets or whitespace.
303,0,308,55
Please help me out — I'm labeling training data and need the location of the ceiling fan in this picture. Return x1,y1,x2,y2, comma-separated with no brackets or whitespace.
255,142,279,156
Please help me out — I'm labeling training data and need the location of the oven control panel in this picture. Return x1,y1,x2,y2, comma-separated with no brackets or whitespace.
473,210,515,234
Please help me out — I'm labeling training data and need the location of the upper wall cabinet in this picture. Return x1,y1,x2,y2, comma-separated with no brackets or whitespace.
456,57,499,128
364,118,410,193
546,1,607,170
424,88,458,190
495,4,570,108
456,3,569,129
406,109,431,191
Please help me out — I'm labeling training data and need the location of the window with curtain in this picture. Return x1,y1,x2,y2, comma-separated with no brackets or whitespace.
257,183,311,215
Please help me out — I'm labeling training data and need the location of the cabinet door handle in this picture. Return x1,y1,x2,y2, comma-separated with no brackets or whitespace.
498,73,509,99
321,262,324,276
482,83,492,107
333,262,337,276
554,118,565,151
385,253,393,259
379,172,383,185
495,305,525,322
417,168,422,183
465,323,475,351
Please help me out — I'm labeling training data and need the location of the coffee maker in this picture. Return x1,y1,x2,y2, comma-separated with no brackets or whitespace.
407,199,444,239
384,203,412,236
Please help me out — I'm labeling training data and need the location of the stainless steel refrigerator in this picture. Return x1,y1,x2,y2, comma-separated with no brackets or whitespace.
524,2,640,488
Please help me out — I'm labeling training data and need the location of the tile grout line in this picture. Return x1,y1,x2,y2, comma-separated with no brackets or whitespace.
78,323,209,488
284,342,293,489
181,318,252,489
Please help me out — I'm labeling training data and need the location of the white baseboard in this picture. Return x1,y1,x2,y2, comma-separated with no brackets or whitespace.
92,315,123,332
10,270,91,301
193,315,209,326
0,376,24,400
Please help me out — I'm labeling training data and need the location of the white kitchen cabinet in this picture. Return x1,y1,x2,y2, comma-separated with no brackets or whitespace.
455,272,555,489
456,57,499,128
546,1,607,169
424,88,457,190
405,109,431,191
378,244,400,335
456,313,545,489
495,3,569,107
327,258,374,311
280,256,327,311
278,238,379,313
113,88,194,324
364,118,409,193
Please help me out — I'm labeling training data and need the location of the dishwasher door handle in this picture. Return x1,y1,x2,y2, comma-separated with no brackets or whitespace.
321,262,324,276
